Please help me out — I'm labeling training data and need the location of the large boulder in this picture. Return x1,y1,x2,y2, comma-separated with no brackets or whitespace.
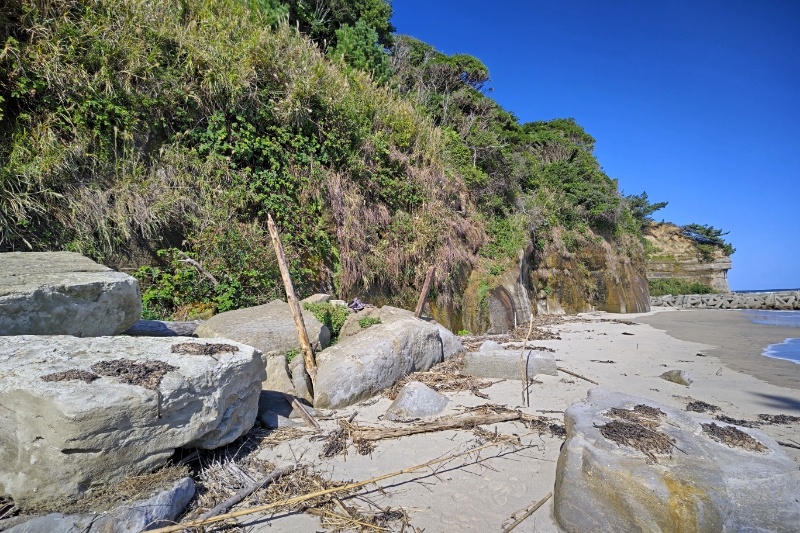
5,477,195,533
0,336,265,507
313,313,445,409
195,299,330,354
461,349,558,379
0,252,141,337
554,389,800,533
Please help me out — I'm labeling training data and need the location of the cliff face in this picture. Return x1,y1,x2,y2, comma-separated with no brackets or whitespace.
643,223,732,292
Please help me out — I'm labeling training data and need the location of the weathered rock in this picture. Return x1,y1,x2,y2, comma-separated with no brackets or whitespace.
313,316,444,409
338,307,381,340
431,322,464,359
554,389,800,533
301,293,331,304
262,351,295,394
122,320,202,337
289,354,313,404
660,369,692,386
479,340,505,352
258,411,303,429
461,350,558,379
195,299,330,354
0,336,264,506
4,477,195,533
0,252,142,337
385,382,449,421
257,390,318,420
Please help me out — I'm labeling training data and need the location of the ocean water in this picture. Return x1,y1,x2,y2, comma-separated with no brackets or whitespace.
743,310,800,364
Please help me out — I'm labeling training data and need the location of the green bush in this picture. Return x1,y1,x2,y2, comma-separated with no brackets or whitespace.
286,348,300,363
302,302,350,339
358,316,382,328
649,279,717,297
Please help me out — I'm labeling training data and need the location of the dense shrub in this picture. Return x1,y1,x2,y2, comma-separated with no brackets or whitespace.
649,279,717,297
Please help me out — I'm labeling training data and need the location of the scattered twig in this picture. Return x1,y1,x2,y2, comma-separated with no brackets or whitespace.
557,367,599,385
197,464,297,520
356,412,521,441
502,492,553,533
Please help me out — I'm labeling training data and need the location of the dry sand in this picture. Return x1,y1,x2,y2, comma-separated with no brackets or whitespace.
241,308,800,532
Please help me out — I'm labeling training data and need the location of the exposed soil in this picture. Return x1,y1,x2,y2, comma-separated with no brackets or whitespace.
41,370,99,384
702,422,767,452
91,359,178,390
171,342,239,356
686,401,720,413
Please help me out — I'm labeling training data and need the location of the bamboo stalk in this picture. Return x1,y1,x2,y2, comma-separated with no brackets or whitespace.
267,213,317,391
144,440,510,533
502,492,552,532
413,265,436,318
356,412,520,441
557,367,599,385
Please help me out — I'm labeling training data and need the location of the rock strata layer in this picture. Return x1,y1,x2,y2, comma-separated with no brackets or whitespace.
0,336,264,506
0,252,141,337
555,389,800,533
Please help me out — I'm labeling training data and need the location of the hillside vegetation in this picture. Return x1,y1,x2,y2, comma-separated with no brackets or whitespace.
1,0,691,322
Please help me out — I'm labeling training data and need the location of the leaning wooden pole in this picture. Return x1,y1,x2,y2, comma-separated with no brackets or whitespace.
414,265,436,318
267,213,317,391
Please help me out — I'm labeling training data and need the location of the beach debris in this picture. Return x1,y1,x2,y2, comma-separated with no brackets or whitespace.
777,441,800,450
386,381,449,421
714,414,759,428
171,342,238,356
621,332,634,335
383,353,493,400
555,389,800,533
659,369,692,386
557,367,599,385
258,427,311,449
702,423,766,452
758,413,800,425
40,369,99,383
501,492,553,533
590,359,615,364
91,359,178,390
197,465,296,520
686,400,720,413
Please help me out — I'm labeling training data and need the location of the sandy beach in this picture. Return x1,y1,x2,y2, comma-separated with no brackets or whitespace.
239,308,800,532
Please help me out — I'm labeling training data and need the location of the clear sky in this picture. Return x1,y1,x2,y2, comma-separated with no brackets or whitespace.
392,0,800,291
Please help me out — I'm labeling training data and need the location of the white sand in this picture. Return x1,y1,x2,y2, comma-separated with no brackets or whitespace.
242,308,800,532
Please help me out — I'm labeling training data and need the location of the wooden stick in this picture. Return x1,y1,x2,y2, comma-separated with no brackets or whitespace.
519,312,534,407
198,464,296,520
557,367,599,385
356,412,520,441
413,265,436,318
267,213,317,391
145,440,510,533
176,250,219,286
502,492,553,532
284,392,320,429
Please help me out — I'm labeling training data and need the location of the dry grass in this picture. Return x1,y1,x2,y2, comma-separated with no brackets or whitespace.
702,423,767,452
383,353,493,400
459,319,563,353
598,405,675,464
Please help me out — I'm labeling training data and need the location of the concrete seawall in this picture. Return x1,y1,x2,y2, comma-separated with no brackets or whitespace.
651,291,800,310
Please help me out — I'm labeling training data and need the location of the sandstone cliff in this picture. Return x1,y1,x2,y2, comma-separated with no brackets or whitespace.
643,223,732,292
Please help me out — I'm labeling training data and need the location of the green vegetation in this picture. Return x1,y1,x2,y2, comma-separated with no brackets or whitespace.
649,279,717,297
682,224,736,261
0,0,733,317
286,348,300,363
302,302,349,339
358,316,382,328
457,330,471,336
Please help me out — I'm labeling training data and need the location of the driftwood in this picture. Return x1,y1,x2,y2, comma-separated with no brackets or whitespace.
267,213,317,391
122,320,202,337
145,439,510,533
197,464,296,520
284,393,321,429
413,265,436,318
557,367,599,385
519,312,534,407
356,412,521,441
502,491,553,532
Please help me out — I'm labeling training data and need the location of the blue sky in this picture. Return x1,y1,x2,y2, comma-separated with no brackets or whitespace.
392,0,800,290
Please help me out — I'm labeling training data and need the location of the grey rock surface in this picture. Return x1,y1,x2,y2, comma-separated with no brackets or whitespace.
262,351,295,394
385,382,449,421
461,350,558,379
301,293,331,304
289,354,313,403
338,307,380,340
660,369,693,386
122,320,202,337
195,299,330,354
258,410,302,429
313,315,444,409
554,389,800,533
0,252,141,337
431,322,464,359
479,340,505,352
5,477,195,533
0,336,264,506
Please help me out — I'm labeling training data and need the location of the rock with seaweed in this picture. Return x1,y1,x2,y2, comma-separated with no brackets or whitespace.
0,252,141,337
0,336,265,508
555,389,800,533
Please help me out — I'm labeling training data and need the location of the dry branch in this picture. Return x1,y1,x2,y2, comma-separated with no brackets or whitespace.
519,312,534,407
176,250,219,286
557,367,599,385
502,492,552,532
414,265,436,318
284,393,320,429
267,213,317,391
356,412,521,441
197,464,296,520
